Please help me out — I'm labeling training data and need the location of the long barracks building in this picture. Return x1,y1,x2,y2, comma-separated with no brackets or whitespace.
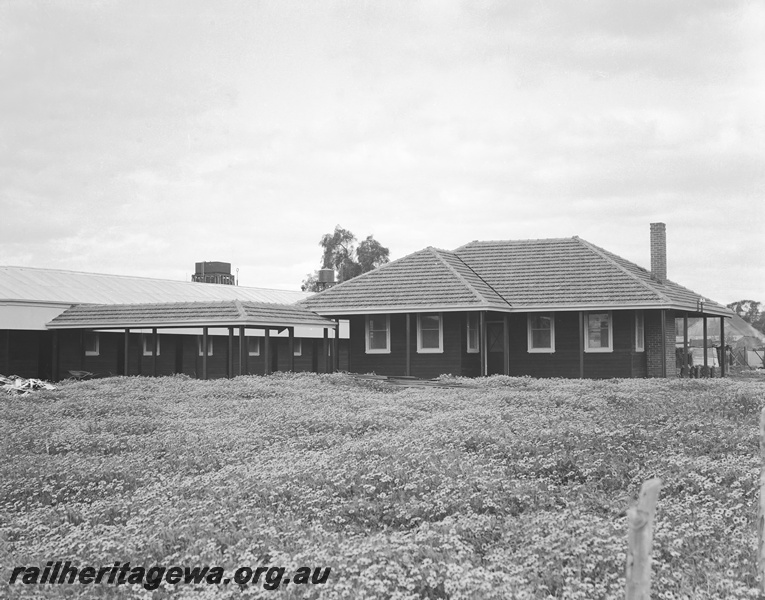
1,224,734,381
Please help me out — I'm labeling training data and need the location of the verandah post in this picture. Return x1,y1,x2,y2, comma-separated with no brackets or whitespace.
702,316,708,376
660,309,667,378
79,330,85,370
152,328,158,377
264,329,271,375
720,317,726,377
333,320,340,372
503,313,510,376
682,313,689,378
578,311,584,379
405,313,411,377
288,327,295,372
479,311,487,376
322,328,329,374
227,327,234,378
626,478,662,600
757,407,765,593
238,326,245,375
202,327,208,380
123,328,130,376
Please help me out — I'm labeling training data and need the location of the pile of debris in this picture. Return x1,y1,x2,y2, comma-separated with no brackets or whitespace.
1,374,56,396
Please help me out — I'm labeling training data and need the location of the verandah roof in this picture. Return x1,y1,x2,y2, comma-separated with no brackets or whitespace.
45,300,336,330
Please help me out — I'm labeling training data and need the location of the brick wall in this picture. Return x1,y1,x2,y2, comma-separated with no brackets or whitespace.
650,222,667,282
645,310,676,378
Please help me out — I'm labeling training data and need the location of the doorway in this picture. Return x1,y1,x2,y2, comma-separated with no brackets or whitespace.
486,322,505,375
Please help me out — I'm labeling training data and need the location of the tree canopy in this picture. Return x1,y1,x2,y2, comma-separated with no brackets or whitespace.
301,226,390,292
726,299,765,333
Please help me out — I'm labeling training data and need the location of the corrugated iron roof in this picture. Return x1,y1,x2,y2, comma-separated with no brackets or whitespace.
0,266,309,305
47,300,335,330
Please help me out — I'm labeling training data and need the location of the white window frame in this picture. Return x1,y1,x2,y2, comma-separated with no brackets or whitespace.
527,313,555,353
142,334,160,356
584,311,614,353
365,315,391,354
293,339,302,356
466,313,479,353
635,311,645,352
417,312,443,354
197,336,214,356
248,337,260,356
84,332,100,356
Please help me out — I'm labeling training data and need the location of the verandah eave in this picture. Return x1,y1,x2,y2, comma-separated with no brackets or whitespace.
46,321,337,331
307,304,732,317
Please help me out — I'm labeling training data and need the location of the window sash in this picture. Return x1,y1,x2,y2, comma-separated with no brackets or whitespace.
585,312,613,352
417,313,443,353
466,314,479,353
142,334,160,356
365,315,390,353
635,312,645,352
293,339,302,356
197,336,213,356
248,337,260,356
527,313,555,353
84,332,99,356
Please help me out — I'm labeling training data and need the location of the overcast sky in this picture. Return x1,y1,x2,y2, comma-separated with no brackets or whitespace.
1,0,763,305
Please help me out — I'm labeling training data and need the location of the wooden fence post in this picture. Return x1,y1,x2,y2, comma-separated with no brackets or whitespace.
626,478,662,600
757,407,765,593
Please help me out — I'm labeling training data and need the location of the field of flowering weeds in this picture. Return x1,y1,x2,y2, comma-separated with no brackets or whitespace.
1,373,763,599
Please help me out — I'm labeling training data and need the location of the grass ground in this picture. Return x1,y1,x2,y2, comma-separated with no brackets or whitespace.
1,373,763,599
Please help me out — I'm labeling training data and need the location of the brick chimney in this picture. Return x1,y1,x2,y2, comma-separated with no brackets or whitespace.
650,222,667,282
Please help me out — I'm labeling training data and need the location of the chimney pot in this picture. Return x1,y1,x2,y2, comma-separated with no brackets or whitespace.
650,223,667,282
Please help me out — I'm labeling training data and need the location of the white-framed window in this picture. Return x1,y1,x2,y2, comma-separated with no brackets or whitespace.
635,311,645,352
527,313,555,353
466,313,479,353
248,337,260,356
293,339,302,356
417,312,443,353
84,332,100,356
142,334,160,356
365,315,390,354
585,312,613,353
197,336,214,356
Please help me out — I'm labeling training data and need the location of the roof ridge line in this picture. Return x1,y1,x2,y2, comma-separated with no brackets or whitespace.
453,236,576,250
574,237,672,304
435,249,513,309
427,248,487,305
233,298,248,320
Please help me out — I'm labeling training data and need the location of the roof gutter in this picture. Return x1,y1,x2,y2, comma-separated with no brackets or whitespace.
308,302,733,317
46,319,338,330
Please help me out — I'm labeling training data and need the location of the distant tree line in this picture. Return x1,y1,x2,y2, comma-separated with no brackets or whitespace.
302,225,390,292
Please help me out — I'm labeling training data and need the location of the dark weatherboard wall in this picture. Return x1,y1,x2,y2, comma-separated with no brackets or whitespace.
342,309,652,379
1,329,347,380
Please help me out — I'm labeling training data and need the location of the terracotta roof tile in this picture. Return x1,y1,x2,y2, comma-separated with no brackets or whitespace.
47,300,334,329
301,237,730,316
300,247,510,313
583,241,728,312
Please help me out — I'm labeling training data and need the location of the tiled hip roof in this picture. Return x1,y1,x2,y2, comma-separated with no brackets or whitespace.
46,300,336,330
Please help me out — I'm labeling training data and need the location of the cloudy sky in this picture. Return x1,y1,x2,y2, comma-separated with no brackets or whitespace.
1,0,763,304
